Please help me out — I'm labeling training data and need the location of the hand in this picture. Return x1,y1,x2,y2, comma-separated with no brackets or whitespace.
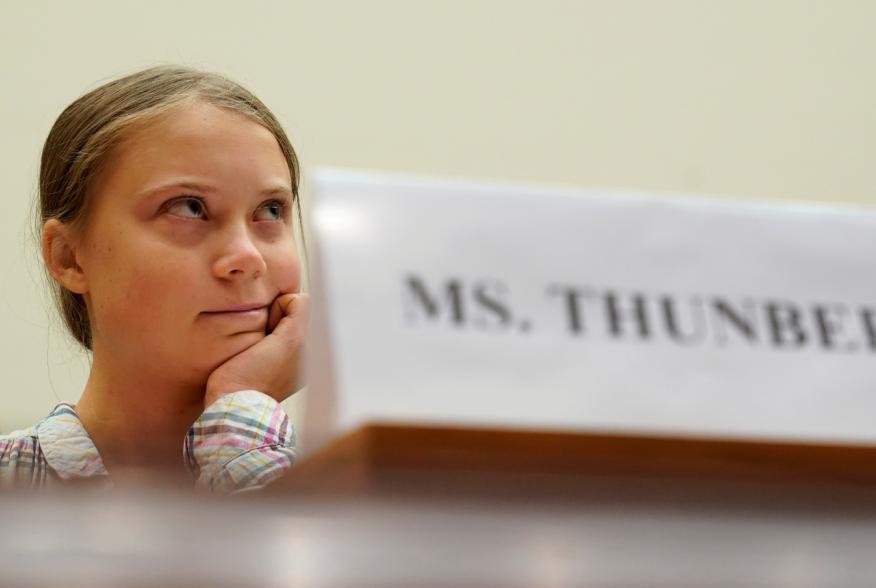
203,292,310,408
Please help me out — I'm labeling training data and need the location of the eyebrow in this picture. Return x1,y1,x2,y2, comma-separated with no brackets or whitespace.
137,180,294,200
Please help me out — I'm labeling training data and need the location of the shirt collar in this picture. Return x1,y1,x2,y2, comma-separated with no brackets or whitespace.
35,403,110,482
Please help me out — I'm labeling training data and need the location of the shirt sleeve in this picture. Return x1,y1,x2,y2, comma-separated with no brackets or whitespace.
185,390,296,493
0,431,44,489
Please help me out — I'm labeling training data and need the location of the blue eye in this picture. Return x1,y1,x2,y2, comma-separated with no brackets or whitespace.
166,196,207,220
254,200,287,221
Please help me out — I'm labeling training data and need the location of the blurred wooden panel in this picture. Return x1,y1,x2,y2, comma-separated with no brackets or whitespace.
274,424,876,513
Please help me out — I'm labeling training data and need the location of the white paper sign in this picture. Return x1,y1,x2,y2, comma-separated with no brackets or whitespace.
303,168,876,450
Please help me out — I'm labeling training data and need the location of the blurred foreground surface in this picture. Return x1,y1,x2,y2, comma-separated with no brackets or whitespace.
5,423,876,588
2,487,876,588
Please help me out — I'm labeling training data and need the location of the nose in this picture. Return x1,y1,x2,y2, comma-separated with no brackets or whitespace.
212,227,268,281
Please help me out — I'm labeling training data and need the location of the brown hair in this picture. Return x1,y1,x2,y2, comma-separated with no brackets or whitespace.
37,65,302,350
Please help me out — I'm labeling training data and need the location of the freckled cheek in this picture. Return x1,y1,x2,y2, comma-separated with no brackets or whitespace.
269,249,302,293
98,257,200,327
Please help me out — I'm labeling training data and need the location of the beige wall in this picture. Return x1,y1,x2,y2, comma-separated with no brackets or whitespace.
2,0,876,432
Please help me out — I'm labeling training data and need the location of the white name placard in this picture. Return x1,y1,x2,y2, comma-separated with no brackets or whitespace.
303,168,876,450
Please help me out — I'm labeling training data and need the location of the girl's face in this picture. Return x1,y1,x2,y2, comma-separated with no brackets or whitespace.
77,101,300,385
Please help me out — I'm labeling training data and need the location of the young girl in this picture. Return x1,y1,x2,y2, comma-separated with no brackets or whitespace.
0,66,309,492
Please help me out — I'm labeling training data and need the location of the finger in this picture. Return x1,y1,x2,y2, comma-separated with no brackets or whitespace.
271,294,309,340
267,293,306,334
267,293,294,334
281,292,306,316
266,297,283,334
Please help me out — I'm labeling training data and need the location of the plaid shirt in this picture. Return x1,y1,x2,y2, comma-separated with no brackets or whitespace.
0,390,295,493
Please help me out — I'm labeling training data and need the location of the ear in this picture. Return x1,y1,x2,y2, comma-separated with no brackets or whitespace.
42,219,89,294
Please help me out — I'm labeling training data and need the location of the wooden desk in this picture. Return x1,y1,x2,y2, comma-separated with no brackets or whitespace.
274,424,876,515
